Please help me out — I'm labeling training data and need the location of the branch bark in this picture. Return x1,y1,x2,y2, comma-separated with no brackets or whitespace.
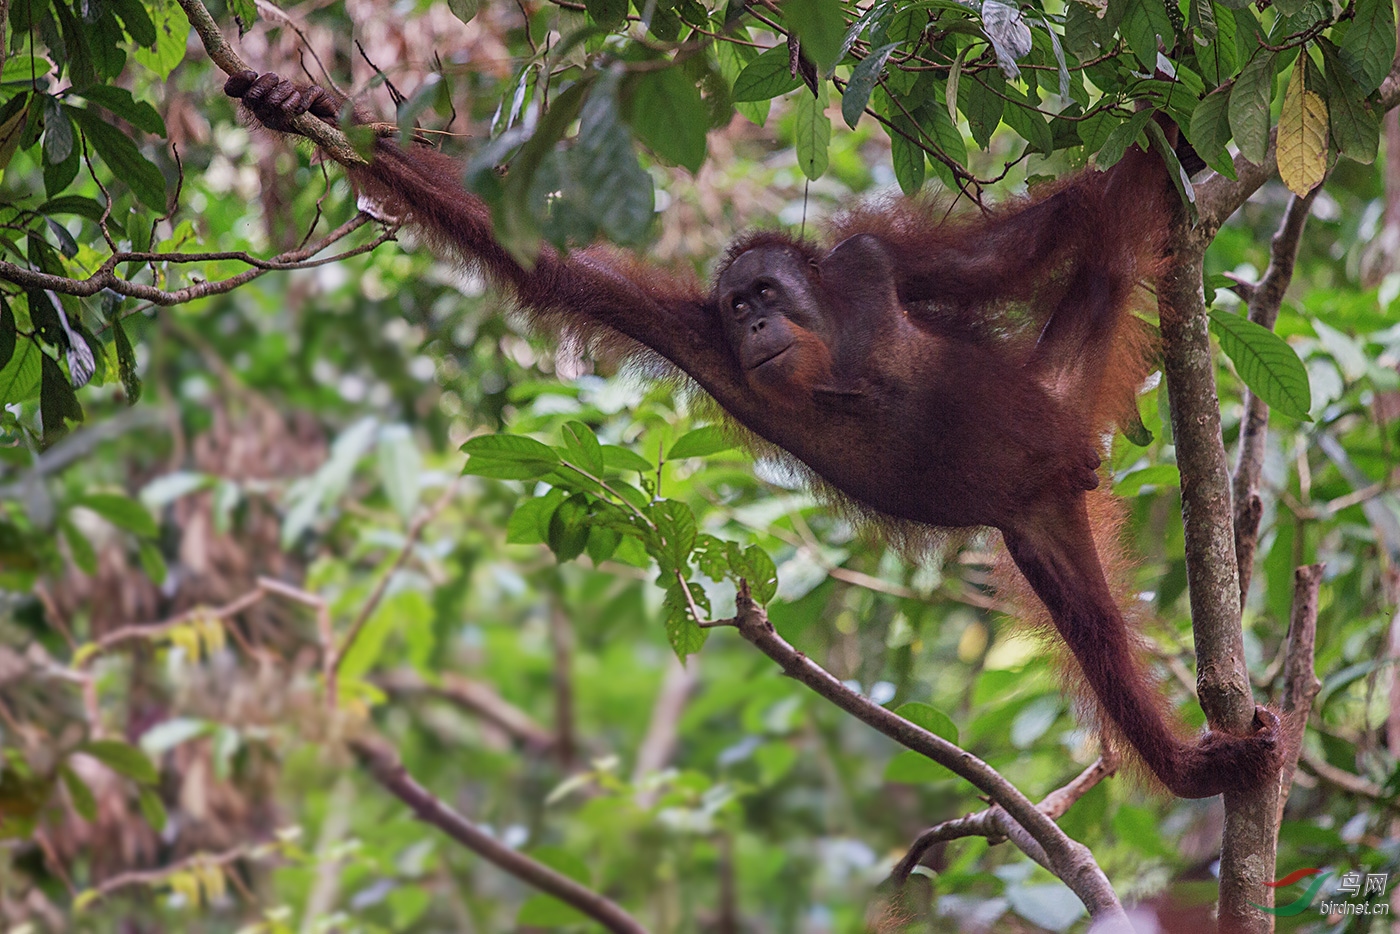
0,215,385,305
1278,564,1323,811
712,585,1129,927
1231,189,1319,604
351,735,650,934
891,753,1119,884
172,0,365,165
1157,214,1274,934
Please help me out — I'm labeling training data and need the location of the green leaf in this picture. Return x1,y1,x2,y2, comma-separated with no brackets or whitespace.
1096,108,1154,168
0,56,53,82
1122,0,1176,69
0,94,31,174
715,36,770,125
1188,85,1234,166
1144,119,1196,217
59,764,98,821
792,84,831,180
137,786,167,831
1228,50,1276,165
78,492,158,537
921,90,967,172
377,424,422,520
547,493,592,561
650,499,698,573
888,112,926,194
68,107,167,210
884,750,952,783
894,702,959,743
560,74,654,246
560,420,605,476
138,540,167,585
0,297,13,371
113,317,141,404
132,0,191,80
1114,463,1181,495
1320,38,1380,163
1341,0,1397,93
958,71,1005,149
447,0,480,22
730,543,779,604
602,444,654,473
1209,309,1312,419
52,0,96,86
461,433,562,480
78,740,158,784
110,0,158,46
663,577,709,659
0,337,42,405
506,489,566,545
61,516,98,574
785,0,846,72
40,352,83,445
39,195,108,222
731,44,803,103
629,67,707,173
75,85,166,135
517,894,589,927
585,0,628,28
1001,93,1053,155
42,95,73,164
668,425,737,459
1194,0,1238,86
842,43,897,128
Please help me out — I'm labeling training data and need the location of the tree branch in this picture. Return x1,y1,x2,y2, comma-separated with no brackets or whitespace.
173,0,366,165
376,669,558,752
350,735,650,934
0,215,385,305
713,584,1128,927
891,753,1119,884
1278,563,1324,811
1231,189,1320,603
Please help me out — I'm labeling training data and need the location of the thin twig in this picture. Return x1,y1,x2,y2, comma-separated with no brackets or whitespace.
334,478,461,681
79,845,259,904
78,589,266,665
376,669,557,752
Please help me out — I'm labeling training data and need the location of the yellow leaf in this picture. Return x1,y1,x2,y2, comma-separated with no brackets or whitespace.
1278,64,1328,196
167,869,201,907
166,624,201,663
72,890,100,913
195,861,227,902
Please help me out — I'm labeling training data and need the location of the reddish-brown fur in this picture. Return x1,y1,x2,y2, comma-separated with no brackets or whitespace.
226,71,1281,798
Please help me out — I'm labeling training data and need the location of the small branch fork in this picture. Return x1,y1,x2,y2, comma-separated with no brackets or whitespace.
703,583,1129,927
0,214,393,310
891,752,1120,883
